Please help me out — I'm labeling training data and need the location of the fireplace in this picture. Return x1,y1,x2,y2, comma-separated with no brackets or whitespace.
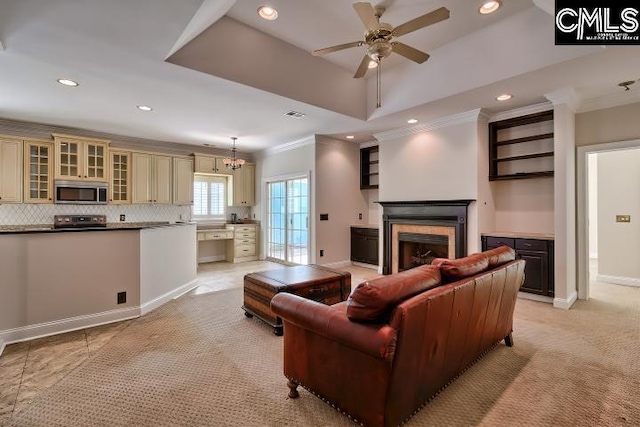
379,200,473,275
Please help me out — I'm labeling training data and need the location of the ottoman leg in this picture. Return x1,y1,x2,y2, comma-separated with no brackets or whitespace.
244,311,254,318
287,379,300,398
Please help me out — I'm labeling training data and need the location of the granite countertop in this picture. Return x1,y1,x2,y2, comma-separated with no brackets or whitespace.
0,222,193,235
350,224,380,229
481,231,554,240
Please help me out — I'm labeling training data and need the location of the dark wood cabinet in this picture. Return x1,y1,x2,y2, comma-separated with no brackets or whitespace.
351,227,379,265
482,235,554,297
489,110,555,181
360,146,379,189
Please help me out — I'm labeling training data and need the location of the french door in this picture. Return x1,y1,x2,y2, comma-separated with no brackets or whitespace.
266,176,309,265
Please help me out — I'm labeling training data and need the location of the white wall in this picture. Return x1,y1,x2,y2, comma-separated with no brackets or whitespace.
588,153,598,259
315,137,368,264
597,149,640,282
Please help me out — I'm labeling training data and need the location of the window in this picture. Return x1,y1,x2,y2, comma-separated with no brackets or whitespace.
192,174,227,221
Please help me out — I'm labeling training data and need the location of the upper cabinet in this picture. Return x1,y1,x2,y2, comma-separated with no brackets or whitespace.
110,150,131,204
0,137,23,203
53,134,109,182
360,146,379,189
24,139,54,203
173,157,194,205
131,152,172,204
230,163,255,206
489,111,554,181
194,154,232,175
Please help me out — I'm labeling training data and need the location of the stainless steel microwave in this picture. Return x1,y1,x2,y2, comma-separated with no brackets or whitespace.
54,180,108,204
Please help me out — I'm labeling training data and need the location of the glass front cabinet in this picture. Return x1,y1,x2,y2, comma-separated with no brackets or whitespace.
24,140,54,203
53,134,109,182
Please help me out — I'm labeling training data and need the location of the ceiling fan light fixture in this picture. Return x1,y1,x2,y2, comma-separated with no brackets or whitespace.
496,94,512,101
479,0,502,15
368,60,379,69
258,6,278,21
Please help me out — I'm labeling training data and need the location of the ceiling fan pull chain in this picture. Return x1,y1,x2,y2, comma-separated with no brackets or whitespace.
376,61,381,108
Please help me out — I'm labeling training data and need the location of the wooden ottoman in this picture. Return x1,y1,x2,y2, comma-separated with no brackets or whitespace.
243,264,351,335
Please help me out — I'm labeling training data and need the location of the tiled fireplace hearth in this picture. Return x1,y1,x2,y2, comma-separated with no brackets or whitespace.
379,200,473,275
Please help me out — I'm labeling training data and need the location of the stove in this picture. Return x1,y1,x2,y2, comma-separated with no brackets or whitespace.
54,214,107,229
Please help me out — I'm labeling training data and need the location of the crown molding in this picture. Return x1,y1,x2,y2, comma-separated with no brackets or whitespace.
374,109,483,142
577,90,640,114
488,102,553,122
260,135,316,157
545,87,581,112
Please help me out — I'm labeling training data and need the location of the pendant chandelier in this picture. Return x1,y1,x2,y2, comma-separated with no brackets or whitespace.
223,137,245,170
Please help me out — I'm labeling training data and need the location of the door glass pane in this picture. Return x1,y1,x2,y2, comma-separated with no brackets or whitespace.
267,177,309,265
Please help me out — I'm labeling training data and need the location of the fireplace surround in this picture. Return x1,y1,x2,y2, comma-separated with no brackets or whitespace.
379,200,474,274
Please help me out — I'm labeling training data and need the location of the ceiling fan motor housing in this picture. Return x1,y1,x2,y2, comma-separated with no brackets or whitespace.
365,22,394,60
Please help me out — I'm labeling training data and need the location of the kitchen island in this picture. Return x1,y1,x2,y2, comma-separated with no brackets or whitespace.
0,222,196,356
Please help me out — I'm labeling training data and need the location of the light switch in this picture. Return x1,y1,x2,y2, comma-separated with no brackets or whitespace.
616,215,631,223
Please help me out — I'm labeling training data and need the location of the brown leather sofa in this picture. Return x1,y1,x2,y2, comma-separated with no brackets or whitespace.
270,246,525,427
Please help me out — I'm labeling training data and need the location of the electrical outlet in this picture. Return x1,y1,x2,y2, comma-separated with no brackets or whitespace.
117,291,126,304
119,214,126,222
320,249,324,257
358,213,362,220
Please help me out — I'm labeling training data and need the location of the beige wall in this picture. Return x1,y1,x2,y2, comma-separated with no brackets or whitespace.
315,137,368,264
576,102,640,146
597,149,640,280
492,179,555,234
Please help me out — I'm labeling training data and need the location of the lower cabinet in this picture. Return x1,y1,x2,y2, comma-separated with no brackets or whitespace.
225,224,259,263
350,227,379,266
481,235,554,297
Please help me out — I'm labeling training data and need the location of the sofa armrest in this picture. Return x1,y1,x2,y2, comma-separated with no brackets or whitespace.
271,293,397,361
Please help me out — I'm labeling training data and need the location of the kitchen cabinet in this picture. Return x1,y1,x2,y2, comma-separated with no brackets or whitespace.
489,111,554,181
194,154,232,175
110,150,131,204
24,139,54,203
53,134,109,182
173,157,194,205
225,224,259,262
0,137,23,203
351,227,379,265
132,152,172,204
482,235,554,297
230,163,255,206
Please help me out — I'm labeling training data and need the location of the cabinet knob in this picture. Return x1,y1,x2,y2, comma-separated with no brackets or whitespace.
78,175,82,178
85,175,87,178
49,198,52,201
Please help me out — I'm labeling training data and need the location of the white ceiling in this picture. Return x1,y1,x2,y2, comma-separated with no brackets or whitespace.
0,0,639,153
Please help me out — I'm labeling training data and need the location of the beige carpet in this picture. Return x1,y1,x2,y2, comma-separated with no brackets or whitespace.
7,282,640,427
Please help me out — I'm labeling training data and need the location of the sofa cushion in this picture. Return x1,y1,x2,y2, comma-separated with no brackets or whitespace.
484,245,516,268
432,253,489,281
346,265,441,322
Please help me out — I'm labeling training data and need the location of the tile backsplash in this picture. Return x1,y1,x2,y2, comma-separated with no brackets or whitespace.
0,204,254,226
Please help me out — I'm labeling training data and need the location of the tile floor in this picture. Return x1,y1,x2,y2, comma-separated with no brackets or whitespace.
0,260,380,425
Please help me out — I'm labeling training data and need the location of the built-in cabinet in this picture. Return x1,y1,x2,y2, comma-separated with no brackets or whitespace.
231,164,255,206
350,226,379,265
53,134,109,182
109,151,131,204
173,157,194,205
194,155,231,175
225,224,259,263
132,153,172,204
24,140,54,203
482,235,555,297
360,146,379,189
0,137,23,203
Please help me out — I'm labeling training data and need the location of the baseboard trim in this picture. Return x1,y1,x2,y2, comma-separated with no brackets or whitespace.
0,306,140,348
517,292,553,304
351,261,380,270
198,255,225,264
553,291,578,310
140,279,199,315
320,260,352,268
596,274,640,288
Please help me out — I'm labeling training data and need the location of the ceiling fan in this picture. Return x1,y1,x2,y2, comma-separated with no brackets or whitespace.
312,2,450,81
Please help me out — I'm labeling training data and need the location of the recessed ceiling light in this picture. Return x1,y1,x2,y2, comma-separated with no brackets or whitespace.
137,105,153,112
407,119,418,124
479,0,502,14
496,94,512,101
346,135,355,139
57,78,79,87
258,6,278,20
368,60,379,69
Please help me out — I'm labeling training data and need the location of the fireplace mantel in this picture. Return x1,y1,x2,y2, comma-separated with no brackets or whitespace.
378,200,474,274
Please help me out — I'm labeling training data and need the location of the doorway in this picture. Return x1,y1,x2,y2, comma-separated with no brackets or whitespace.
266,176,310,265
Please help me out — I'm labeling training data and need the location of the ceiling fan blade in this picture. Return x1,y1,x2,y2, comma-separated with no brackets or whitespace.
353,2,379,32
313,41,363,56
353,55,371,78
392,42,430,64
393,7,450,37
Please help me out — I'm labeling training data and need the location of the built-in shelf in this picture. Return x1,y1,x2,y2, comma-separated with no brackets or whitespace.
489,111,554,181
360,146,379,189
